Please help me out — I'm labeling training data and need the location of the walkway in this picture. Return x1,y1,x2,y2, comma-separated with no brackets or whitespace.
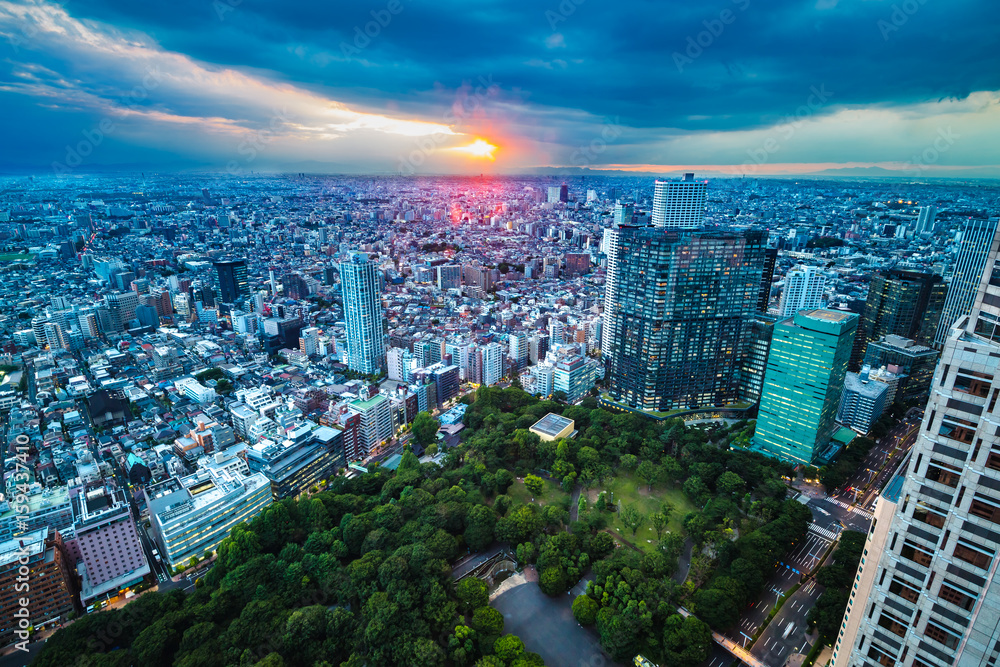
676,607,767,667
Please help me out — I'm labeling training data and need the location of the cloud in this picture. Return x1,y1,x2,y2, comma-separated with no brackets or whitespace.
0,0,998,174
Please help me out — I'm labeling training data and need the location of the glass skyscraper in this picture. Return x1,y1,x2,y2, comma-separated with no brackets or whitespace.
339,252,387,375
603,226,766,412
833,221,1000,667
852,269,947,369
754,309,858,465
213,258,250,305
934,218,1000,347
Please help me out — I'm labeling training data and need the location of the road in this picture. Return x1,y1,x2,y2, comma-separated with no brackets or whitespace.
749,579,824,666
834,408,921,510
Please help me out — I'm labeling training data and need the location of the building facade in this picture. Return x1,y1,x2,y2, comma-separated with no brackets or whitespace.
934,218,1000,347
833,232,1000,667
754,309,858,465
340,252,387,375
779,265,826,317
604,226,766,412
651,173,707,229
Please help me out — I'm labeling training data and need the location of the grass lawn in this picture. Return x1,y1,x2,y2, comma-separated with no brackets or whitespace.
507,476,570,509
586,472,696,554
0,253,34,262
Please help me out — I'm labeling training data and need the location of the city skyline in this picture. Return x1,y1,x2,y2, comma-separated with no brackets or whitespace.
0,1,999,176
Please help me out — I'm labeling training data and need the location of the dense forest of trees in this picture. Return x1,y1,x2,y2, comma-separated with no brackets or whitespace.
36,386,815,667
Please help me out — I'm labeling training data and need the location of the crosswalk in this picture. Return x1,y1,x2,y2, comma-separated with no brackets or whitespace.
828,498,875,520
808,524,840,541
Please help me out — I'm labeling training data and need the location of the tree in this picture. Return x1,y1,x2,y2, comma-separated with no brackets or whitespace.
618,454,638,472
572,595,598,625
494,635,525,663
425,443,439,458
523,475,544,497
464,505,496,552
539,567,567,595
662,614,712,666
412,411,440,447
716,470,745,497
650,512,667,539
456,578,489,615
471,607,504,637
620,504,645,536
636,460,659,491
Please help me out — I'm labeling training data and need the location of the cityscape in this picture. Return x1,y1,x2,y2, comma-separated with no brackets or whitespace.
1,1,1000,667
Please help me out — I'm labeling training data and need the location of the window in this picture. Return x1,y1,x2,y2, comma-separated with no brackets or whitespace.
954,369,993,398
987,451,1000,472
970,498,1000,524
913,503,947,529
924,621,960,649
939,582,976,611
938,416,978,445
868,645,895,667
954,542,993,569
889,577,921,603
926,460,963,488
901,541,933,567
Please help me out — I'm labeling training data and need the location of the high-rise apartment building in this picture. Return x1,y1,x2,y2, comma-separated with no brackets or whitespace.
0,529,75,644
106,291,139,333
833,231,1000,667
852,269,947,369
604,227,766,411
340,252,386,375
480,342,505,387
651,173,707,229
754,309,857,465
213,259,250,305
935,218,1000,347
779,265,826,317
509,332,528,370
917,204,937,234
547,184,568,203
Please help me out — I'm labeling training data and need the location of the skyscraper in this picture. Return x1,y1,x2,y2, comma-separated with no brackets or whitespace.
851,269,947,369
339,252,386,375
917,204,937,234
213,259,250,304
754,309,857,465
757,247,778,314
604,227,766,411
547,184,568,203
651,173,707,229
779,264,826,317
934,218,1000,347
832,228,1000,667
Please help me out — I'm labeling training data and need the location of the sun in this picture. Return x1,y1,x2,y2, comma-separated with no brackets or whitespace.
449,138,498,160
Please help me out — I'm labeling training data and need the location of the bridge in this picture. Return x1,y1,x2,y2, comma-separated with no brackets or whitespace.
676,607,768,667
452,547,518,586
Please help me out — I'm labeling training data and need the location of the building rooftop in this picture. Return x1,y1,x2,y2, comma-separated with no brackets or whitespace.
530,412,574,438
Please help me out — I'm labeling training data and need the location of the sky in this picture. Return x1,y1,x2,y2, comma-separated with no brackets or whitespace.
1,0,998,176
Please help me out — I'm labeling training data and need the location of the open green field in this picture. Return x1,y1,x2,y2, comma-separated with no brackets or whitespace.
587,472,696,554
507,476,570,508
0,253,34,262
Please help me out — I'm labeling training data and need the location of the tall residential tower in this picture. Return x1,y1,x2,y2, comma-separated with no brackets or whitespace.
339,252,387,375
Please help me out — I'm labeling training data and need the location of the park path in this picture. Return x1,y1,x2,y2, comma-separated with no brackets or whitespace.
568,483,582,529
673,537,694,584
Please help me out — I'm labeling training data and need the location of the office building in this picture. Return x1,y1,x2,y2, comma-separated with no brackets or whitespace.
916,204,937,233
613,202,634,225
529,333,550,365
852,269,947,369
340,252,387,375
437,264,461,290
754,309,858,465
547,184,568,203
779,265,826,317
739,315,777,404
863,334,939,403
832,232,1000,667
553,354,597,404
934,218,1000,346
651,173,707,229
604,227,766,412
106,291,139,333
0,529,75,645
245,425,344,499
213,259,250,305
145,465,272,570
758,247,778,314
68,483,149,606
837,369,890,434
565,253,591,277
0,486,73,543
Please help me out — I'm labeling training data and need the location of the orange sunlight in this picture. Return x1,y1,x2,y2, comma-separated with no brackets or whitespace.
449,138,498,160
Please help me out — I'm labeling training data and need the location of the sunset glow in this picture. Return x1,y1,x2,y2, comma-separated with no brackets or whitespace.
449,139,498,160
